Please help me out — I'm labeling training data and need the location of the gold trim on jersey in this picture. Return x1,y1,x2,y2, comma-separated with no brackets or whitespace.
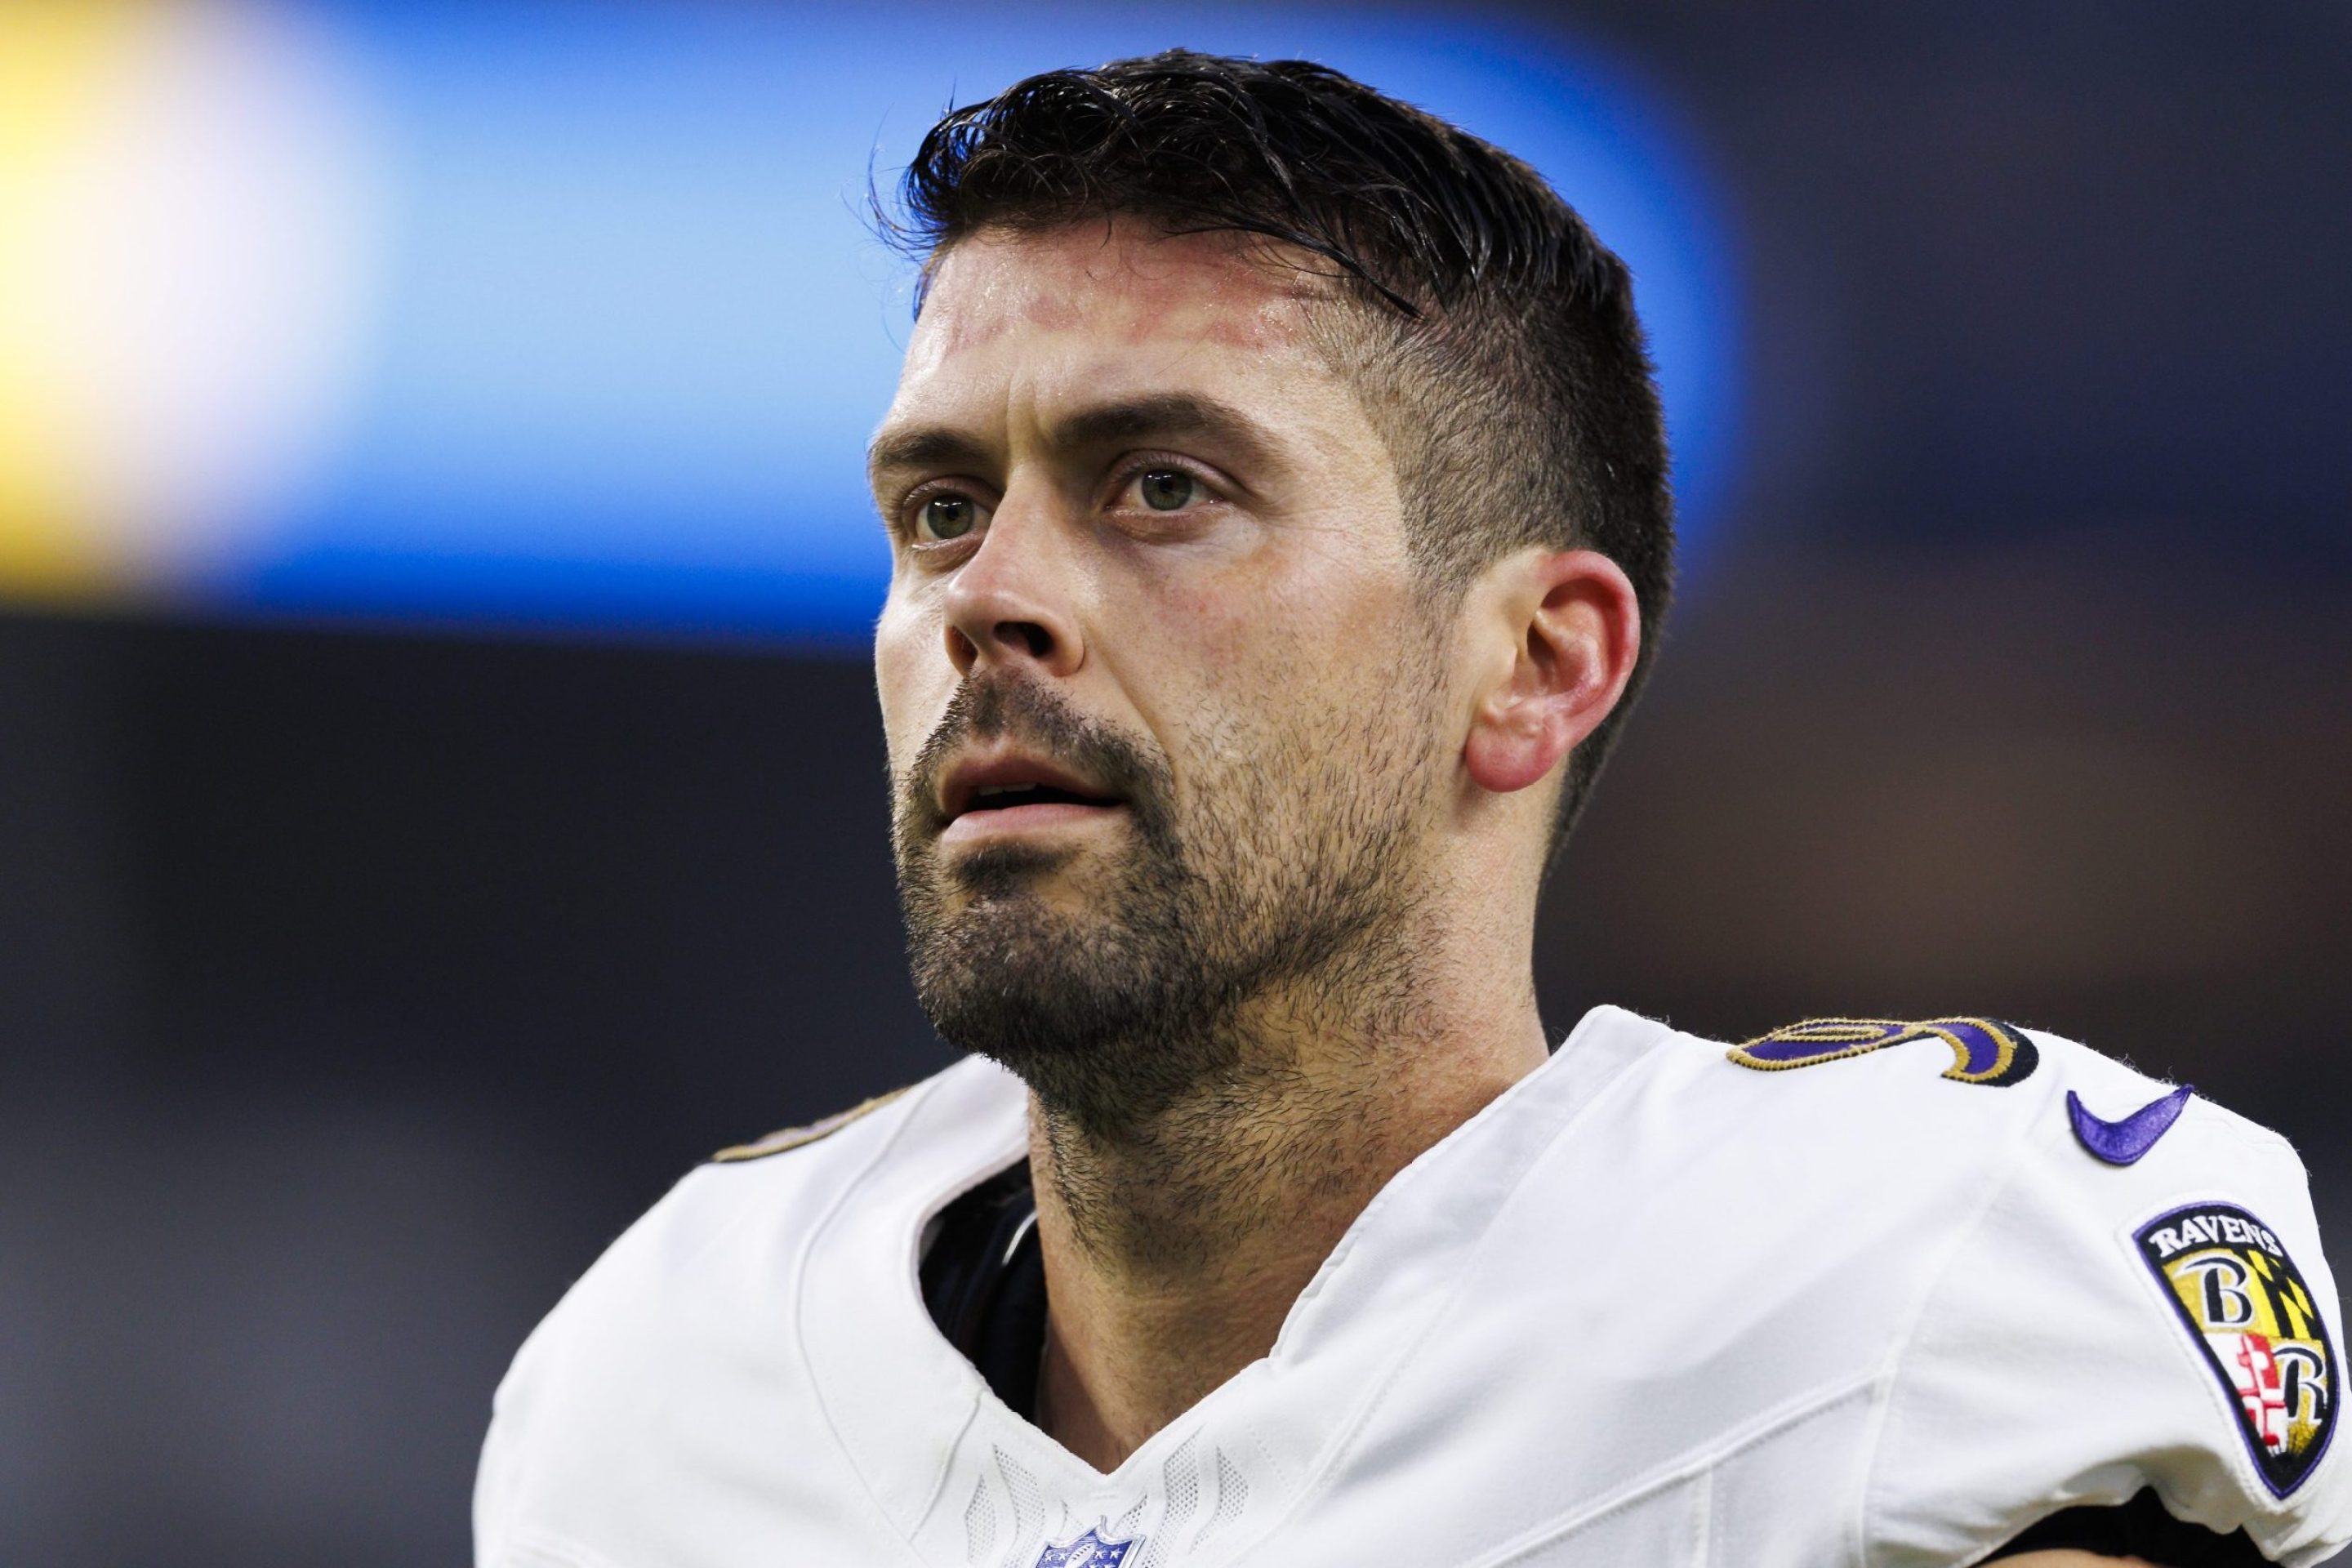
710,1086,913,1164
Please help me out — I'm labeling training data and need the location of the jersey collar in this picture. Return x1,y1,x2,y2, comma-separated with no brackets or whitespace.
795,1007,1673,1557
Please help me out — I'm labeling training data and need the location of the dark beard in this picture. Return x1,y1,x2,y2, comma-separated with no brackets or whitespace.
893,673,1428,1138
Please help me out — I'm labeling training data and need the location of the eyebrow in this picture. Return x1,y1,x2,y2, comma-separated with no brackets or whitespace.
867,391,1283,497
1049,392,1279,470
866,426,994,490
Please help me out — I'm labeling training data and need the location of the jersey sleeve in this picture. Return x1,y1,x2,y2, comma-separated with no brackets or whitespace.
471,1163,729,1568
472,1370,524,1568
1863,1062,2352,1568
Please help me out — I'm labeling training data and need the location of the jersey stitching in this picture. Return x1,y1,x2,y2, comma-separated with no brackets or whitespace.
661,1084,935,1290
1689,1464,1714,1568
791,1072,957,1568
914,1386,986,1549
1848,1031,2063,1568
1462,1371,1879,1568
1269,1005,1635,1359
2193,1109,2307,1165
1213,1019,1671,1565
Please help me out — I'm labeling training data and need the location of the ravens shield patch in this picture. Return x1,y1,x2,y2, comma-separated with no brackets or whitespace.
2137,1202,2337,1495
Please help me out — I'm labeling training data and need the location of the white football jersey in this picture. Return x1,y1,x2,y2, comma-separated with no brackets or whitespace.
475,1006,2351,1566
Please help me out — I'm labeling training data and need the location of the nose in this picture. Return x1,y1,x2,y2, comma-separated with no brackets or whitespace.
940,502,1085,679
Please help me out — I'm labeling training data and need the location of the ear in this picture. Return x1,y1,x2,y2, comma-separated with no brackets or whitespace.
1461,549,1642,797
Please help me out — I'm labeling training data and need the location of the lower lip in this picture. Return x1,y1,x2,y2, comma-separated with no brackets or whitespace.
940,800,1125,846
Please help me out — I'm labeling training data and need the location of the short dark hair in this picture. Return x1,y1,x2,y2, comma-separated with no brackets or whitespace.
887,49,1674,852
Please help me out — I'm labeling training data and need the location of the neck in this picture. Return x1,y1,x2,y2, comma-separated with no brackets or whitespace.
1027,966,1547,1471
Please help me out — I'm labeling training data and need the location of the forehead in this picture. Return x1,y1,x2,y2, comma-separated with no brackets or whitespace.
889,220,1348,418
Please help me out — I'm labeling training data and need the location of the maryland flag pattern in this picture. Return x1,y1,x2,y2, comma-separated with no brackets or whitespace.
2138,1201,2337,1495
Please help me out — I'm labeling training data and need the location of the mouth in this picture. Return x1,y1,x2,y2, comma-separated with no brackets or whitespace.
939,755,1127,844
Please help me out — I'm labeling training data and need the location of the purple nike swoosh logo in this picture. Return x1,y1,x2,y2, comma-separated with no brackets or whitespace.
2068,1084,2193,1165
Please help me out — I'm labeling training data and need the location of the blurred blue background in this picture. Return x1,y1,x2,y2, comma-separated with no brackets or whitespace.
273,3,1738,638
2,3,2347,1565
1,1,1739,638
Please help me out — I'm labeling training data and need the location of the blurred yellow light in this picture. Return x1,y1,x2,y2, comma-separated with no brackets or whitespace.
0,0,147,595
0,0,385,606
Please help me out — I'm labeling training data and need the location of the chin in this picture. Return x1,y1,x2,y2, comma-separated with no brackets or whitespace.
940,838,1081,899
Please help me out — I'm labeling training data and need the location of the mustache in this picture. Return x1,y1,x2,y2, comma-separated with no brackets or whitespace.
898,675,1170,839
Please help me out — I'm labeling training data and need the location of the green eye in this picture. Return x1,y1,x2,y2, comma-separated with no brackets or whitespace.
919,494,978,540
1138,470,1196,511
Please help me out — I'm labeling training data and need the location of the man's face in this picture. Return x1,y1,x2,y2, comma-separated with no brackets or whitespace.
870,219,1455,1123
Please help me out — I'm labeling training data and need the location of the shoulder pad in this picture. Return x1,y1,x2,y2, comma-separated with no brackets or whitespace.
710,1086,911,1164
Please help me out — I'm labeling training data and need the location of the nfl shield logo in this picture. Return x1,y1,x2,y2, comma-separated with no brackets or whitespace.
1034,1525,1138,1567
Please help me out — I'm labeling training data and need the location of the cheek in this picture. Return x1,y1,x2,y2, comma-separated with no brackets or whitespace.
1115,578,1395,804
1206,568,1412,712
872,596,946,773
1127,530,1376,666
1223,580,1453,795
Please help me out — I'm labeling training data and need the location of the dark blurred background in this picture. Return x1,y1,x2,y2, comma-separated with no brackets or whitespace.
2,2,2347,1563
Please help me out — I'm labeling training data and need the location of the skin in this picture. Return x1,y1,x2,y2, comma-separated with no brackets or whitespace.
867,217,2148,1568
